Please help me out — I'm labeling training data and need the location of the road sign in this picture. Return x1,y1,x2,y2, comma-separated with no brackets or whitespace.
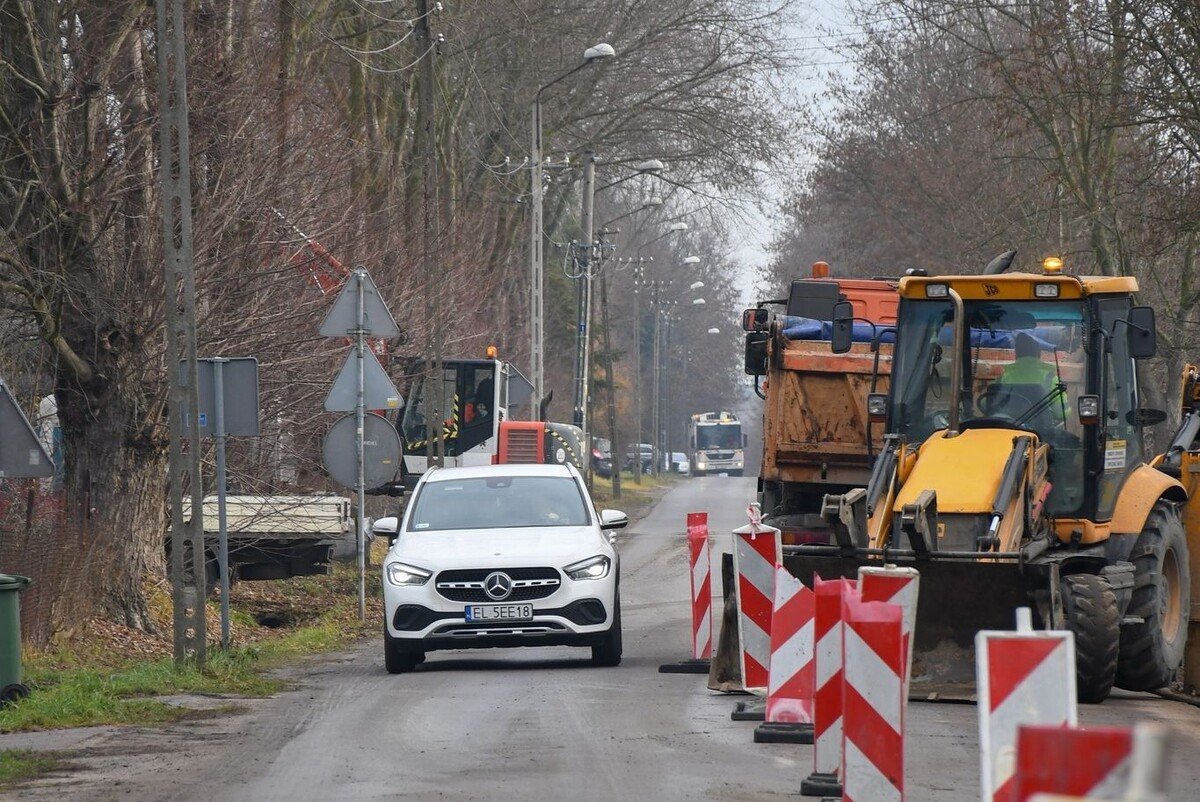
183,357,260,437
324,348,402,412
319,269,400,338
322,412,402,490
0,379,54,479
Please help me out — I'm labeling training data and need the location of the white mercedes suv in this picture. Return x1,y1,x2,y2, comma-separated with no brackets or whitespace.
378,463,625,673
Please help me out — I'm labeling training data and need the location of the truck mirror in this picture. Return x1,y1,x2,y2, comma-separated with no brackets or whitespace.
831,300,853,354
1127,306,1157,359
744,331,769,376
742,307,769,332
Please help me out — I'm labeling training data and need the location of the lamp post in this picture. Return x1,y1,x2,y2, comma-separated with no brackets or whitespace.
529,43,614,419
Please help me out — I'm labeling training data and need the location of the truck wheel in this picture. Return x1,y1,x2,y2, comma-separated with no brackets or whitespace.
1117,501,1190,691
1061,573,1119,704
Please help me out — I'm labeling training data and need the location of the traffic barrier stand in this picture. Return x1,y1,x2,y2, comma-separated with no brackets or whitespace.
754,565,816,744
1014,724,1131,801
842,595,905,802
800,577,858,798
659,512,714,674
977,608,1077,802
730,504,781,721
857,565,919,696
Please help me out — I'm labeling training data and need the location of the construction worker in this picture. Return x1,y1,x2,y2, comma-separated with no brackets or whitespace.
990,331,1069,423
464,377,493,425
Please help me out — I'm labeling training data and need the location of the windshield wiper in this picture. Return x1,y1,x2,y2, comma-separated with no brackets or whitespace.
1014,383,1068,427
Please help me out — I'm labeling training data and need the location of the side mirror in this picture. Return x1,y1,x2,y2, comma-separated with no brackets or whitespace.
742,434,748,448
744,331,769,376
372,516,400,544
366,480,406,497
831,300,854,354
742,307,769,332
599,509,628,530
1127,306,1157,359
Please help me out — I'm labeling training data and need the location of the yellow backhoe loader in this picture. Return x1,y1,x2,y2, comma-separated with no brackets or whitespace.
783,256,1195,703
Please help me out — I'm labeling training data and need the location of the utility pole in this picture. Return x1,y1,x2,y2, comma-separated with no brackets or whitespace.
651,283,662,477
529,107,544,419
155,0,206,667
415,0,444,467
630,262,644,485
574,152,597,456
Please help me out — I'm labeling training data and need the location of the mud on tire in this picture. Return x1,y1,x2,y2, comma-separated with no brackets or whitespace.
1116,501,1190,691
1061,573,1119,704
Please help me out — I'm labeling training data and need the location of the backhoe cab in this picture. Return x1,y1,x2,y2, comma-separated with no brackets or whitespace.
788,261,1193,703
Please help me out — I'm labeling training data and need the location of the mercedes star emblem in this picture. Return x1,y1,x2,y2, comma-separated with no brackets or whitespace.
484,571,514,601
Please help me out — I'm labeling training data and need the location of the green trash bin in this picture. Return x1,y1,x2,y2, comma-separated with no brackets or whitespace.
0,573,32,705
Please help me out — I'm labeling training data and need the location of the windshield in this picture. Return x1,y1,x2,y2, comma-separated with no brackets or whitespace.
406,476,591,531
891,299,1087,514
696,425,741,450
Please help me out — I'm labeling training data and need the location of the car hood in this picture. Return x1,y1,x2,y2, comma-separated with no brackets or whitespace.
390,525,610,570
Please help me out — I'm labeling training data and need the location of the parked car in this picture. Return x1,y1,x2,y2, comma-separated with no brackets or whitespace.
667,452,689,474
623,443,654,473
376,463,626,673
592,437,613,478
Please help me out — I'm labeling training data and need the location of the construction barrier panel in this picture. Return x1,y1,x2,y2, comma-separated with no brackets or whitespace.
754,565,816,744
842,596,905,802
801,576,858,798
732,510,782,695
857,565,919,697
1014,724,1132,801
659,512,713,674
977,608,1078,802
1025,724,1169,802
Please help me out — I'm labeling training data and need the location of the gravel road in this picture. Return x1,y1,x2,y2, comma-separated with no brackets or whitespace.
4,475,1200,800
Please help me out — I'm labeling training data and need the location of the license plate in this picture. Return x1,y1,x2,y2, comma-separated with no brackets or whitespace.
465,603,534,622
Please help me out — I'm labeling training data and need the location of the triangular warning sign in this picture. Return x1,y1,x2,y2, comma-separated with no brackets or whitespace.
0,379,54,479
324,349,403,412
318,268,400,339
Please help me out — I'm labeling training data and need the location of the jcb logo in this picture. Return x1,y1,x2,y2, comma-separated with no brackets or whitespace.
983,284,1000,296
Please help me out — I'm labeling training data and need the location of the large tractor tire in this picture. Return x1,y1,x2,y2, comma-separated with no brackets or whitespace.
1061,573,1119,704
1116,501,1190,691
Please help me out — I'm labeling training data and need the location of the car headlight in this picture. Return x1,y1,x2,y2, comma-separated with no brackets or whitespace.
386,562,432,586
564,555,611,581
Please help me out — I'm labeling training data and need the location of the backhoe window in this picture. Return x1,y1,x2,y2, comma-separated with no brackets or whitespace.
401,366,458,455
892,299,1087,514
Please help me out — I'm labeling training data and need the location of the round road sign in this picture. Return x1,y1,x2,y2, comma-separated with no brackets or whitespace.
322,412,403,490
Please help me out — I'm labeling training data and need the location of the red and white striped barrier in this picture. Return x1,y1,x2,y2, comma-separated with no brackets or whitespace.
658,512,713,674
1014,724,1131,801
977,608,1078,802
1024,723,1170,802
801,576,858,798
857,566,919,695
842,595,906,802
754,565,816,743
732,509,782,694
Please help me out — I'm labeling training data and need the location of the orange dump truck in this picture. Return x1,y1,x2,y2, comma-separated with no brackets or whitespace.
743,265,898,543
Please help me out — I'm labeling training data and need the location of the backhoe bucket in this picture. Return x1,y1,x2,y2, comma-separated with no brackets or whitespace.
782,551,1058,700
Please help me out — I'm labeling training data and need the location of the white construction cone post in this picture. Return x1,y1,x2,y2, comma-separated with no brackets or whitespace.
754,565,816,744
977,608,1078,802
660,511,714,674
801,576,858,798
730,504,781,722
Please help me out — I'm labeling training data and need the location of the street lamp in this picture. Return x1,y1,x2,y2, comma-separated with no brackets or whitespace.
681,255,701,266
707,327,720,334
689,281,705,290
692,298,706,305
529,43,615,419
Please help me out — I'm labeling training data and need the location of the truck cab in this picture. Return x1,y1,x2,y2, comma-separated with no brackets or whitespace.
398,356,535,476
689,412,745,476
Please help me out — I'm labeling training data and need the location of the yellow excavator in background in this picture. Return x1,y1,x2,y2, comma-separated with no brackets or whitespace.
784,254,1195,703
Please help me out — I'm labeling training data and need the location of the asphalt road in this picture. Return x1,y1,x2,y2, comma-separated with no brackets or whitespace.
5,475,1200,800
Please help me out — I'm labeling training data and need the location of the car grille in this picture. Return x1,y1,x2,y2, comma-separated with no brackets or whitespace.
435,567,561,603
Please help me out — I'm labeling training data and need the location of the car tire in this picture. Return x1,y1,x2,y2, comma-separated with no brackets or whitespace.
591,593,622,667
384,628,421,674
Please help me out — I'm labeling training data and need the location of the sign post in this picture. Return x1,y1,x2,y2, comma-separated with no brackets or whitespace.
184,357,259,650
320,267,400,620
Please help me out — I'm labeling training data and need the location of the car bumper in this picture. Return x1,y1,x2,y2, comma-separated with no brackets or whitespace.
384,580,616,651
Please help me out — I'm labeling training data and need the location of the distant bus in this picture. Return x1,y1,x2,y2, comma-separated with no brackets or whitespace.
688,411,745,476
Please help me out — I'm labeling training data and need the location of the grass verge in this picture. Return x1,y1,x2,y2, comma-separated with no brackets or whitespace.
0,554,385,735
589,471,681,517
0,750,65,791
